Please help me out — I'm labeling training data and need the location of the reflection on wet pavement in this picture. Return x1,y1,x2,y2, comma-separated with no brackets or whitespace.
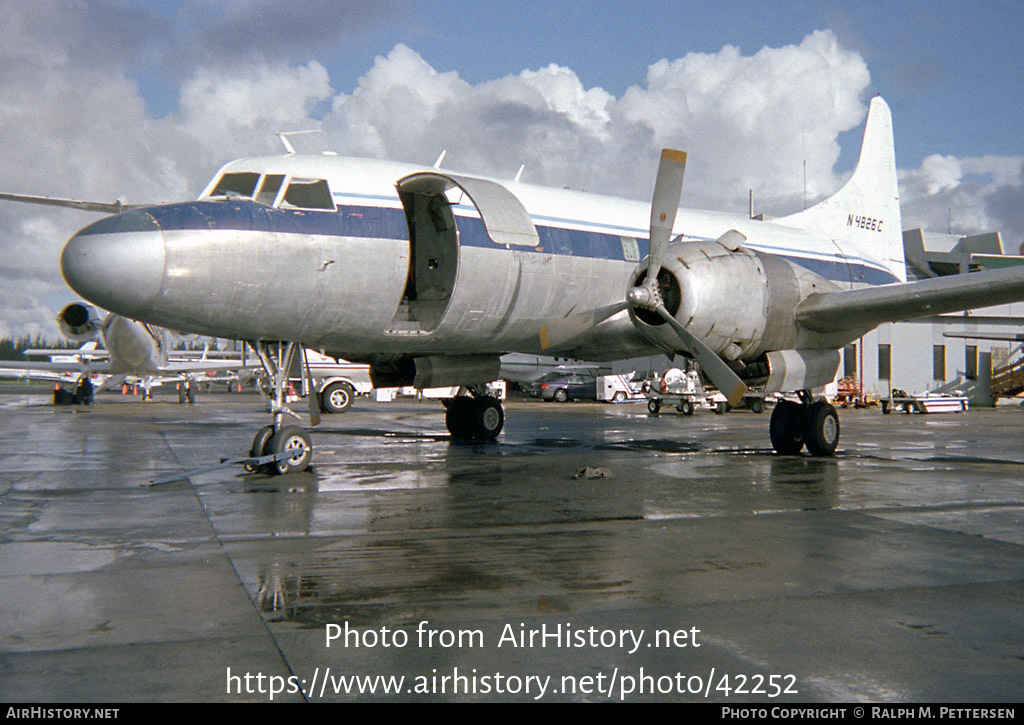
1,393,1022,701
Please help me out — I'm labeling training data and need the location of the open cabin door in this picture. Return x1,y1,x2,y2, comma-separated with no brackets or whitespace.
394,172,539,333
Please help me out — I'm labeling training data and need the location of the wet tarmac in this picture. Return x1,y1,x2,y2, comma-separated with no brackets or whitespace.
1,386,1022,702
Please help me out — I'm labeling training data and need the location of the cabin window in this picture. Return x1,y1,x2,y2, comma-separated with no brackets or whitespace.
209,172,260,199
281,178,335,210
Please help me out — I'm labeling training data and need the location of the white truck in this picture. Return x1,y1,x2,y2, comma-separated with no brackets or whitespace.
298,350,373,413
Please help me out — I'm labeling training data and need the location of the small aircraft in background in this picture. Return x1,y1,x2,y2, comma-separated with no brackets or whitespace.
0,302,257,403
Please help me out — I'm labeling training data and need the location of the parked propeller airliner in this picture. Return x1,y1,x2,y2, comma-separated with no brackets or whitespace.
6,96,1024,473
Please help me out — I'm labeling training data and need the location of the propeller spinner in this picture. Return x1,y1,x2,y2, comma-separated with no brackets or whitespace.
539,148,748,406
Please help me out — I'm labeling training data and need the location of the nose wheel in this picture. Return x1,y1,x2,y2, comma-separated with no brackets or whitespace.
267,426,312,474
245,424,312,474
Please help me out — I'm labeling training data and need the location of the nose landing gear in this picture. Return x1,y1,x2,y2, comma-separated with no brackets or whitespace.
245,341,318,474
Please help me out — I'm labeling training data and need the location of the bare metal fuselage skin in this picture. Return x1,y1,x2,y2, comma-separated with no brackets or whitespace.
60,155,899,380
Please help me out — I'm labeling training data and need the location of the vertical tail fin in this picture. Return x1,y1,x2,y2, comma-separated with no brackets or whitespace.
777,96,905,282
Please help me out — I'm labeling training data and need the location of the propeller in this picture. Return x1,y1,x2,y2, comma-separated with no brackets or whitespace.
539,148,748,406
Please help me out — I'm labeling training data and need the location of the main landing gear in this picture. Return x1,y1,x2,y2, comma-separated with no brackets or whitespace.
444,388,504,441
769,391,840,457
245,341,315,475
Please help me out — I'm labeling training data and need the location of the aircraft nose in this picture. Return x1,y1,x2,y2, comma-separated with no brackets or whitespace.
61,210,165,317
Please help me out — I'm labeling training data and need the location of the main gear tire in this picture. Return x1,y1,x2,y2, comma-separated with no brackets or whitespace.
803,401,840,457
770,400,805,455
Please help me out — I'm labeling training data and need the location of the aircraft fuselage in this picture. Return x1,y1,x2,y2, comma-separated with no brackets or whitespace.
60,155,899,370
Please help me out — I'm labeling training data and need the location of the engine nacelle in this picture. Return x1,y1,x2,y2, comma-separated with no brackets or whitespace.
764,349,841,393
368,354,500,389
58,302,104,342
631,240,840,363
102,315,163,372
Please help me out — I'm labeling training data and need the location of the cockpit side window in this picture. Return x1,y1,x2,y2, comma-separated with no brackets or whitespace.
280,178,335,210
256,174,284,205
209,172,260,199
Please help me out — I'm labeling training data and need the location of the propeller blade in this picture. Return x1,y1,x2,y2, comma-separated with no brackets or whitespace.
646,149,687,287
539,301,629,350
654,306,747,407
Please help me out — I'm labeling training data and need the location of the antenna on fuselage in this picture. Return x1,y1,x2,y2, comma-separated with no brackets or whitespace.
514,164,525,183
277,129,325,155
434,150,447,169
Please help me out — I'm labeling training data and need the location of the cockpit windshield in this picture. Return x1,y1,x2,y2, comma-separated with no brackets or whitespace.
204,172,335,211
209,172,260,199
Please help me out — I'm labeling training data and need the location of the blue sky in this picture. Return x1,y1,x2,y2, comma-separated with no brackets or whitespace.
0,0,1022,339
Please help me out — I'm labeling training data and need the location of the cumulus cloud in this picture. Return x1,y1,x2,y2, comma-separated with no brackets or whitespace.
900,154,1024,253
0,15,1020,341
176,60,334,158
325,32,871,213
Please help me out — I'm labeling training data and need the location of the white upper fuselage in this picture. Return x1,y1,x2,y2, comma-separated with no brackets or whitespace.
215,152,899,287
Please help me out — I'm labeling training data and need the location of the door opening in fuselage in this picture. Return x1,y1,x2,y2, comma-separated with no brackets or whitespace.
397,190,459,331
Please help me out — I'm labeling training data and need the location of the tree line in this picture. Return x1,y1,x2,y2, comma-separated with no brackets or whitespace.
0,336,76,361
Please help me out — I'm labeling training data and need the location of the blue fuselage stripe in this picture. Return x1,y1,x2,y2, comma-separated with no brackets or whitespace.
90,200,899,286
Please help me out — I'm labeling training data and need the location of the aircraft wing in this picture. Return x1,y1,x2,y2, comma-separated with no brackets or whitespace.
155,359,260,374
0,357,254,377
23,349,109,362
0,192,142,214
0,366,79,383
0,359,111,374
796,266,1024,333
167,350,251,359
